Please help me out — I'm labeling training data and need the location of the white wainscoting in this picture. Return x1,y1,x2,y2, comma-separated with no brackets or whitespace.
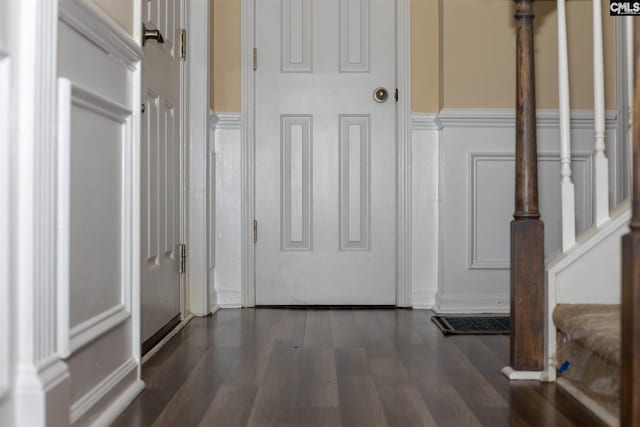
57,78,133,358
410,114,440,309
210,111,441,308
57,1,144,425
212,113,244,308
209,109,619,312
435,108,618,313
208,113,218,311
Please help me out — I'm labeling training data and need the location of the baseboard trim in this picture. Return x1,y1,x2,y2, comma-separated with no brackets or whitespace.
141,313,195,365
142,314,181,356
255,305,397,309
85,379,144,427
70,358,138,424
412,304,433,310
433,293,510,314
412,290,437,309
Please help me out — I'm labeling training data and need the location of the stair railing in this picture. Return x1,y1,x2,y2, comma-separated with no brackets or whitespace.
593,0,611,227
509,0,545,373
558,0,610,252
557,0,576,252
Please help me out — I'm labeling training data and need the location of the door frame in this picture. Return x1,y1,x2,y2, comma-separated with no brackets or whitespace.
240,0,412,307
186,0,212,316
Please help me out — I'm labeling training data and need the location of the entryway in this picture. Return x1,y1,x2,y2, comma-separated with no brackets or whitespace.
254,0,398,305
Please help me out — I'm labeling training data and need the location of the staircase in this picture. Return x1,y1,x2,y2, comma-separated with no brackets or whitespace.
509,1,634,426
545,202,629,426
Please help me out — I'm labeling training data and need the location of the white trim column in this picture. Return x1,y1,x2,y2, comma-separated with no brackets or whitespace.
241,0,256,307
187,0,212,316
11,0,70,425
396,0,412,307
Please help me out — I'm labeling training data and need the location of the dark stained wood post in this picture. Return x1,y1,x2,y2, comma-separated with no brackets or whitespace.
621,18,640,427
510,0,544,371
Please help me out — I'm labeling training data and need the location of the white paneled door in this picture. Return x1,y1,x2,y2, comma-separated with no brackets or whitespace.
255,0,397,304
141,0,183,348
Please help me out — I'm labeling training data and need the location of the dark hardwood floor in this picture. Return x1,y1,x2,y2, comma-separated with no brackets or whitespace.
113,309,606,427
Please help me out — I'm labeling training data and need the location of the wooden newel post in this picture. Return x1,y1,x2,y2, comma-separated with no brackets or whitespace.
510,0,544,371
621,17,640,427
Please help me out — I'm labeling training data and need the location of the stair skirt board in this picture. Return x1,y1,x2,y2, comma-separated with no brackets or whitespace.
557,378,619,427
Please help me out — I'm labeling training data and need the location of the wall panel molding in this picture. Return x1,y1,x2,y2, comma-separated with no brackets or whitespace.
56,79,133,358
436,107,618,314
468,151,594,270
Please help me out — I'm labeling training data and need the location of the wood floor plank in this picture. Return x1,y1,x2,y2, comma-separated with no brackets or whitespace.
418,385,484,427
197,385,258,427
337,376,388,427
297,348,339,407
114,309,614,427
150,346,238,427
335,347,370,377
303,309,334,348
261,339,304,388
377,386,438,427
369,357,412,386
113,319,211,427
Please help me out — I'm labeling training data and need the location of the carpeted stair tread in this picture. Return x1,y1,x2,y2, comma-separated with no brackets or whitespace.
553,304,620,366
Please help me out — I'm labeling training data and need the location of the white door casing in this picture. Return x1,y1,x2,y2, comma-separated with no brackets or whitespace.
141,0,183,343
0,0,10,405
255,0,397,304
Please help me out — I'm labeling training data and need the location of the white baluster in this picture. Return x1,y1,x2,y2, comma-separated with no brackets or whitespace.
593,0,610,226
558,0,576,252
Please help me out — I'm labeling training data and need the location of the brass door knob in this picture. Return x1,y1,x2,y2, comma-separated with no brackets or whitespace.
142,23,165,46
373,87,389,103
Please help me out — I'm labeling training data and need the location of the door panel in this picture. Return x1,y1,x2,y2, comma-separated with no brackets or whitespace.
255,0,396,305
141,0,182,345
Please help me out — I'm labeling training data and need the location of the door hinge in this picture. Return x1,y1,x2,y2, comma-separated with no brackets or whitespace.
253,220,258,244
395,88,399,102
253,48,257,71
179,29,187,61
179,243,187,274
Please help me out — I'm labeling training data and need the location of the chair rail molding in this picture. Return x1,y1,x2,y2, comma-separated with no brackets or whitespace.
438,108,617,129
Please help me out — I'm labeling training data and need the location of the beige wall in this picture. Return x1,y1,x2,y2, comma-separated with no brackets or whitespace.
411,0,440,112
440,0,616,110
212,0,242,112
211,0,618,112
92,0,135,35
